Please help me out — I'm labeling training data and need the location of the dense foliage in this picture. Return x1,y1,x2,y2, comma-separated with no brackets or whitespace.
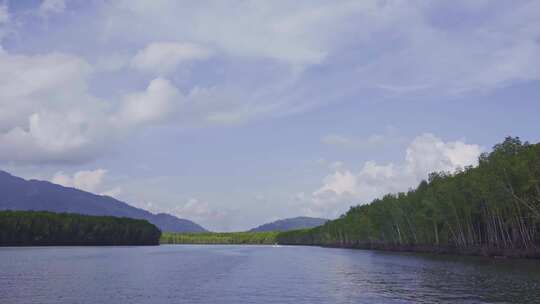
278,137,540,256
161,231,279,245
0,210,161,246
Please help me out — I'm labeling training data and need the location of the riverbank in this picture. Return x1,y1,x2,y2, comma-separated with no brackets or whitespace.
278,241,540,259
161,233,540,258
162,233,540,258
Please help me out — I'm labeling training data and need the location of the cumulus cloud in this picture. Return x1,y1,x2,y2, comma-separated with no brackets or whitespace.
115,77,182,127
315,170,358,197
303,134,483,218
0,112,105,163
0,46,251,164
51,169,121,197
0,49,111,163
0,48,185,164
405,134,483,178
132,42,213,74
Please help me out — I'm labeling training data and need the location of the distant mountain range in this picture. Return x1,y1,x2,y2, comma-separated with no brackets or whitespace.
0,170,207,233
249,216,328,232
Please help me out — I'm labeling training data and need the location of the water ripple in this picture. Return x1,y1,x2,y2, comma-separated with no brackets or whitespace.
1,245,539,303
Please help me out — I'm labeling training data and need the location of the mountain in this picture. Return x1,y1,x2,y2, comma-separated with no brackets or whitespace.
249,216,328,232
0,170,207,233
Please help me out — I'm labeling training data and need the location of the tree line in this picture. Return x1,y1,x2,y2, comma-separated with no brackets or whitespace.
161,231,279,245
277,137,540,257
0,210,161,246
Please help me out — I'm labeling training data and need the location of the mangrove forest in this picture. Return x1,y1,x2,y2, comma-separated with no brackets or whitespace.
277,137,540,258
0,210,161,246
161,231,279,245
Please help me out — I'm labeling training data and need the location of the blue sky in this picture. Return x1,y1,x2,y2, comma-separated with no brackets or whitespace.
0,0,539,231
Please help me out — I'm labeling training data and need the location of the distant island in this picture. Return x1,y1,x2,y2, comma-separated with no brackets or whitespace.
0,210,161,246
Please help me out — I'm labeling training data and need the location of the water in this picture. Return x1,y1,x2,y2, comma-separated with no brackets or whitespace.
1,245,540,304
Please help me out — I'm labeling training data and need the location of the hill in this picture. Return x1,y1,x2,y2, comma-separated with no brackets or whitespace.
0,170,207,233
249,216,328,232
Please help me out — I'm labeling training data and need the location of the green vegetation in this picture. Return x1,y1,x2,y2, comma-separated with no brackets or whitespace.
277,137,540,257
0,210,161,246
161,231,279,244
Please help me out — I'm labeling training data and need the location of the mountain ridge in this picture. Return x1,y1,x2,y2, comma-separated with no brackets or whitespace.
0,170,207,233
249,216,328,232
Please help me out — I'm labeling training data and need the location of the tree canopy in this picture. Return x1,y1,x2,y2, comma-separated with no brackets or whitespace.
0,210,161,246
277,137,540,257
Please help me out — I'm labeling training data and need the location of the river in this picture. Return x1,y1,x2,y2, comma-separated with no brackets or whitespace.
1,245,540,303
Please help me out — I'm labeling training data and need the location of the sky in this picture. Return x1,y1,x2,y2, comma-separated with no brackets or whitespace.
0,0,539,231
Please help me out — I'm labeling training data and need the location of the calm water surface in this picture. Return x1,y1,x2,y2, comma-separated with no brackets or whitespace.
1,245,540,303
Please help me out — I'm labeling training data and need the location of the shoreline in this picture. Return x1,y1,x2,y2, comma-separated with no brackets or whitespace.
0,243,160,247
5,241,539,259
279,242,540,259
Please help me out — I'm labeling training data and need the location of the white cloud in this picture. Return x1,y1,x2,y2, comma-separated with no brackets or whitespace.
0,50,91,107
51,169,122,198
321,134,352,146
105,0,347,65
52,169,106,192
99,0,540,97
0,49,111,163
357,1,540,96
321,127,407,149
39,0,67,15
314,170,358,196
171,198,228,228
405,134,483,178
0,46,252,164
115,77,181,127
0,112,104,163
0,47,183,164
132,42,212,74
304,134,483,218
1,1,539,167
100,186,123,198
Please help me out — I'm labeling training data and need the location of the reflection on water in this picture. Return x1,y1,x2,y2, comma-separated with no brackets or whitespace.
1,245,539,304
